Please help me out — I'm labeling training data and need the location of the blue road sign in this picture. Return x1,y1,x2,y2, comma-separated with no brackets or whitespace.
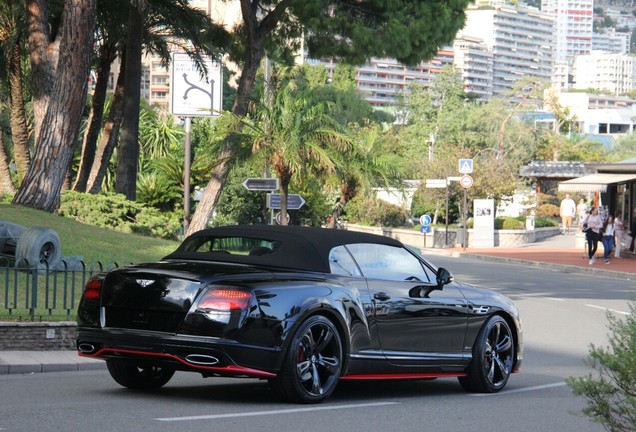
267,193,306,210
459,159,473,174
420,225,431,234
419,214,432,226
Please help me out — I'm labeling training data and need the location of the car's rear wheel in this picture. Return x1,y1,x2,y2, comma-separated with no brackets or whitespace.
459,315,514,393
106,360,175,390
271,315,342,403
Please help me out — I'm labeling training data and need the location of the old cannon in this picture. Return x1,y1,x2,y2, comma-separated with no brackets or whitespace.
0,221,62,270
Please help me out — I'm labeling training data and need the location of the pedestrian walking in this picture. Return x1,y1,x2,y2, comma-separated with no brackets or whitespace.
601,215,615,264
560,193,576,234
630,208,636,252
576,198,588,226
614,211,625,258
583,207,603,265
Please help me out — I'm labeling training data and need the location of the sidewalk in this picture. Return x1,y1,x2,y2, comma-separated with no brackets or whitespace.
423,234,636,279
424,231,636,278
1,232,633,375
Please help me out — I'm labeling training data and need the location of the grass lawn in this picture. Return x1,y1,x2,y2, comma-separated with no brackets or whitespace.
0,203,179,264
1,204,181,320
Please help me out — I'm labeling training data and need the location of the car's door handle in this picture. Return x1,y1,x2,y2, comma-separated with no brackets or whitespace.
373,292,391,301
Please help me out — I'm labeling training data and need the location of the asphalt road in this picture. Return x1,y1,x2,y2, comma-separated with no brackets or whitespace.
2,256,631,432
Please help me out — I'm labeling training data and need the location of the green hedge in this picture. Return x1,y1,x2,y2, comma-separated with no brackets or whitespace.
59,191,182,240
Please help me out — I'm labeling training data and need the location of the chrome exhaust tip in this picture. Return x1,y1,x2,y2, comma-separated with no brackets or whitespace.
78,343,97,354
185,354,220,366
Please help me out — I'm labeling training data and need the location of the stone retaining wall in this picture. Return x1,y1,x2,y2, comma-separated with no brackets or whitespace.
343,223,561,249
0,322,77,351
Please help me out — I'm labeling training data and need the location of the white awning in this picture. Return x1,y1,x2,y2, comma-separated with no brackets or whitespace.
558,173,636,193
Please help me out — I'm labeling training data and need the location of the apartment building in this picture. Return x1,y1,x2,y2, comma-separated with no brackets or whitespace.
307,52,455,107
462,5,555,95
572,51,636,95
541,0,594,61
452,36,494,99
593,28,630,54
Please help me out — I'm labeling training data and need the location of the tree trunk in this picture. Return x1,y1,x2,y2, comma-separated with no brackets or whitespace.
87,57,126,194
13,0,96,211
186,0,267,235
73,42,117,192
24,0,57,144
116,2,144,200
8,41,31,185
0,126,16,195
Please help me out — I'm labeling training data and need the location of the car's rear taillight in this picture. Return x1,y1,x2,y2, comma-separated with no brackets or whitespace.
192,288,251,323
82,277,102,300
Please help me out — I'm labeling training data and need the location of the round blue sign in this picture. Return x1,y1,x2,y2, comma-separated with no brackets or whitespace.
419,214,432,226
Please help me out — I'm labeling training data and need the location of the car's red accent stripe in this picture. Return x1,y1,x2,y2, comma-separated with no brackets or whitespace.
78,348,276,378
339,371,467,380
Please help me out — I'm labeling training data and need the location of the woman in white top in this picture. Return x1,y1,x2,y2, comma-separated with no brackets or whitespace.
601,215,615,264
584,207,604,265
614,211,625,258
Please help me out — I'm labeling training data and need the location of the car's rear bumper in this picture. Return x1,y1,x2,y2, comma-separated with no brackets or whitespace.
76,327,281,378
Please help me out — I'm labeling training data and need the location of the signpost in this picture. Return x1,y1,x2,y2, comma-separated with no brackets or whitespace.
170,53,222,117
460,175,473,189
459,159,473,174
419,214,431,248
170,53,222,234
267,193,306,210
425,179,447,188
242,178,279,191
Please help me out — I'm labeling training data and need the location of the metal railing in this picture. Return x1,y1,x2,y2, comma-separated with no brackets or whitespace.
0,256,126,321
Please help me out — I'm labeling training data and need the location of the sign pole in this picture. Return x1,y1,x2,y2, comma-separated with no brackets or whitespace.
184,117,191,235
445,177,449,246
463,188,467,250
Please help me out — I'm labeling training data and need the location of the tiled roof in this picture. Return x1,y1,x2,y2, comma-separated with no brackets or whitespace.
519,161,593,178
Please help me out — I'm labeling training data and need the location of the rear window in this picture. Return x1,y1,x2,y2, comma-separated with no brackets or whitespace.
180,236,281,256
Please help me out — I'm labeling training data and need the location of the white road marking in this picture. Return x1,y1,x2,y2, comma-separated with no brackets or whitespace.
546,297,565,302
156,401,399,422
585,304,630,316
469,382,567,396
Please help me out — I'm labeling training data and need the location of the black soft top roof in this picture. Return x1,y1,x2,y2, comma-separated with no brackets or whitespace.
164,225,404,273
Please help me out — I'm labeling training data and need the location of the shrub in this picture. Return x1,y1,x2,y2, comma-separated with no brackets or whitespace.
566,302,636,432
59,191,181,240
535,217,558,228
535,203,560,218
495,217,525,230
346,197,409,227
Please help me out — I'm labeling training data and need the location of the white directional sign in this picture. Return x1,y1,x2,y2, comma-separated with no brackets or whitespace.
425,179,447,189
267,193,306,210
170,52,222,117
459,159,473,174
242,178,279,191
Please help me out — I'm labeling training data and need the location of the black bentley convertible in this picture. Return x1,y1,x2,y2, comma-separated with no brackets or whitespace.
77,225,522,403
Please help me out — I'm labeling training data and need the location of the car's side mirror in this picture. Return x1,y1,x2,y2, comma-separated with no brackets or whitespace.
436,267,454,288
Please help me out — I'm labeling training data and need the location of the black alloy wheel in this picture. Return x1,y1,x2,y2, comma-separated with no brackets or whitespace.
459,315,515,393
106,359,175,390
271,315,342,403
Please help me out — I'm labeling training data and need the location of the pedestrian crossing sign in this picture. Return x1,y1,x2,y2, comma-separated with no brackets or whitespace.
459,159,473,174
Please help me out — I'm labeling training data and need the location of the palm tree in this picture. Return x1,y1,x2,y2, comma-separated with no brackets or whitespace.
327,123,408,228
0,0,29,187
244,77,347,225
75,0,229,195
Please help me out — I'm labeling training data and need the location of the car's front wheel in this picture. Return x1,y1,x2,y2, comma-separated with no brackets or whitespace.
459,315,515,393
106,360,175,390
271,315,342,403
